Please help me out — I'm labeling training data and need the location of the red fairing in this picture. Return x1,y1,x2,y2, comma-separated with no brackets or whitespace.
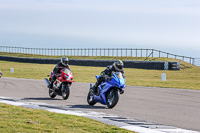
62,70,74,82
50,69,74,83
60,69,74,83
50,71,53,78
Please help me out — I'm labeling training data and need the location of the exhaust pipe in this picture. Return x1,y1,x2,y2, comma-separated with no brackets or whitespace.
44,78,50,87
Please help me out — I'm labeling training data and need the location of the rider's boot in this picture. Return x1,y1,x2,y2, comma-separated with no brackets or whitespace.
48,80,54,89
90,83,98,94
48,75,56,89
90,76,103,94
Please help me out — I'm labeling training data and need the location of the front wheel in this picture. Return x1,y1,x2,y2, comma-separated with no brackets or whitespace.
49,88,56,98
62,85,70,100
106,89,119,108
87,90,96,105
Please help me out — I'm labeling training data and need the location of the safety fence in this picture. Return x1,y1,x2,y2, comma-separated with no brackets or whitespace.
0,46,195,65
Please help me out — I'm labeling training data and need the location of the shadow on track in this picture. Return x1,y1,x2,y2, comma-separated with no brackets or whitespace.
68,104,107,109
21,97,62,101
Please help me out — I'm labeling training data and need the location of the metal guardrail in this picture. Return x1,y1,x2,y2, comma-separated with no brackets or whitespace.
0,46,195,65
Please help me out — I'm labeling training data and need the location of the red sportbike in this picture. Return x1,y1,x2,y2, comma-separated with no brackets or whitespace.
45,68,74,100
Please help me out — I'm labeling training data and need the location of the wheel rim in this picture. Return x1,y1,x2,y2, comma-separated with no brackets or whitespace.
107,91,114,105
49,89,54,96
62,90,66,97
89,95,94,102
88,91,94,102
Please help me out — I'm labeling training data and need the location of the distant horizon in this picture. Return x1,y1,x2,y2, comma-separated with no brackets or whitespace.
0,32,199,58
0,0,199,58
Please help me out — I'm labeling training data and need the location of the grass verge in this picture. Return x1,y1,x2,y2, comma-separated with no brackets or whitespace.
0,103,133,133
0,60,200,90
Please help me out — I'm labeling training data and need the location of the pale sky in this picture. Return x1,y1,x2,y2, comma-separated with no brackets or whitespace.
0,0,200,57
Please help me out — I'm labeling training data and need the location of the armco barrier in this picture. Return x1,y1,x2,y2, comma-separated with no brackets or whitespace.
0,56,180,70
0,46,194,65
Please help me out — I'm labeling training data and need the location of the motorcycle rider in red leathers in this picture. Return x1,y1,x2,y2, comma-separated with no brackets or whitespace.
48,57,70,89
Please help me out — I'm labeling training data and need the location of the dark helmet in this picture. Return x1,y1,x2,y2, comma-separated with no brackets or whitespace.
61,57,69,66
113,60,123,71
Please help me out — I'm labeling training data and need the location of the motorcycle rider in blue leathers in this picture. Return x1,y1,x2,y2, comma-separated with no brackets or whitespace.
91,60,125,94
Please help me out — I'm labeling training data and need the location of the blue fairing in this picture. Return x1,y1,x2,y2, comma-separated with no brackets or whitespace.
95,75,101,80
93,72,125,105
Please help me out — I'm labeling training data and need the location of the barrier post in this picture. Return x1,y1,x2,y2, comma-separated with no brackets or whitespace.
161,73,166,81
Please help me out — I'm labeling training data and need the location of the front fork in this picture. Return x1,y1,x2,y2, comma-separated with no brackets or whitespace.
119,89,124,94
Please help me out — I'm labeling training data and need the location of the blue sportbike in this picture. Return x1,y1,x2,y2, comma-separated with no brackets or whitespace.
87,72,126,108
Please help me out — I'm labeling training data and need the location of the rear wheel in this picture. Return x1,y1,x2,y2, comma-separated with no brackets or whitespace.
106,89,119,108
49,88,56,98
62,85,70,100
87,90,96,105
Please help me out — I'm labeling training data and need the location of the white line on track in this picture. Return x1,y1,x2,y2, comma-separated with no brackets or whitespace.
0,96,199,133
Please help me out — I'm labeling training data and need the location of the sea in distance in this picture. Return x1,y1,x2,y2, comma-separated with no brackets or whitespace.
0,32,199,58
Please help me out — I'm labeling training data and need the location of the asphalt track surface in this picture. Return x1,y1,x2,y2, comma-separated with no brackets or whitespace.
1,77,200,131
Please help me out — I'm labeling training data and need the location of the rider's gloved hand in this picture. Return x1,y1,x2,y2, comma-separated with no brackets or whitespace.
104,75,111,81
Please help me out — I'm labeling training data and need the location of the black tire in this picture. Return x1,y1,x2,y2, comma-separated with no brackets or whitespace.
49,88,56,98
106,89,119,108
87,91,96,105
62,85,70,100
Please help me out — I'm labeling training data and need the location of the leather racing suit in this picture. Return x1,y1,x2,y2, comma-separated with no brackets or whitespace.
92,65,125,93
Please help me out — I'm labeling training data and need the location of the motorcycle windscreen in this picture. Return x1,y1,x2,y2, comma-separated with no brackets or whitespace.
114,72,125,84
115,72,123,79
62,68,71,75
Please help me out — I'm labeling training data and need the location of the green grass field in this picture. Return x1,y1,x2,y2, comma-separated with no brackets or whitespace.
0,103,133,133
